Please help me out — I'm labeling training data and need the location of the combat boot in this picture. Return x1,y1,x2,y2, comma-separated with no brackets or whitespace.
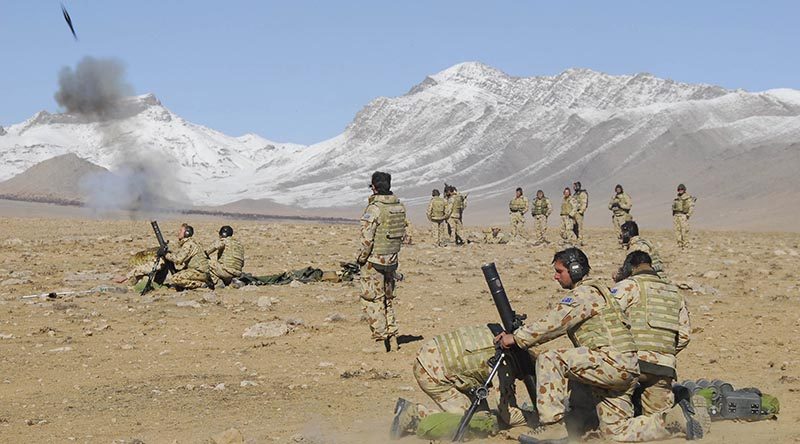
390,398,419,439
663,395,710,440
519,421,569,443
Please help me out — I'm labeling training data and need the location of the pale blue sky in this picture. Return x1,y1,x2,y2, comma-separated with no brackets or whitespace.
1,1,798,144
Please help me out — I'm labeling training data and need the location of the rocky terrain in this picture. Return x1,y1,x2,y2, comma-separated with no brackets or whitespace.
0,216,797,443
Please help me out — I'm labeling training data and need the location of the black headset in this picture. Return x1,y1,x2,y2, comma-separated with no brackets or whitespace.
183,225,194,238
561,248,589,283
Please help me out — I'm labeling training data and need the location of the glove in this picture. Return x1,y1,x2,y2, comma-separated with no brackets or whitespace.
157,245,168,257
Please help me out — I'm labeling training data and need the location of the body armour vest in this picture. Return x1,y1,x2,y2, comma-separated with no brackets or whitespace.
628,274,681,355
672,195,691,214
429,197,446,221
532,198,549,216
184,239,209,272
561,198,574,216
221,237,245,273
434,325,496,390
451,193,465,212
509,197,527,212
567,279,637,353
372,196,406,256
629,237,664,274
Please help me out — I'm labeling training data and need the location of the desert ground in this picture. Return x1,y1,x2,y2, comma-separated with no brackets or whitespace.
0,213,798,443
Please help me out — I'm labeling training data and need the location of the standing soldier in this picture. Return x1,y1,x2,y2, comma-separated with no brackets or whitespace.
508,187,530,240
559,188,578,245
573,181,589,245
495,248,710,441
611,251,706,436
531,189,552,245
609,184,633,245
356,171,406,352
205,225,245,288
164,223,210,290
426,189,449,246
672,184,694,249
445,185,467,246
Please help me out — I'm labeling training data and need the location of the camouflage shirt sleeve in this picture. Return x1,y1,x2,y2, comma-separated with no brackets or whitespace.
619,193,632,211
545,198,552,216
523,197,530,213
444,199,453,219
165,241,191,268
356,204,380,264
513,287,600,349
204,238,225,257
610,279,639,311
686,195,695,218
426,199,433,221
676,296,691,353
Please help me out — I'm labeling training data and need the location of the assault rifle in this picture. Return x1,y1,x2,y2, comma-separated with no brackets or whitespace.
452,263,537,441
140,221,175,295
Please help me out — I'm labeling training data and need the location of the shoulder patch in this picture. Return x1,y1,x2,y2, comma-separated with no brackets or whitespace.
610,287,618,294
559,296,577,306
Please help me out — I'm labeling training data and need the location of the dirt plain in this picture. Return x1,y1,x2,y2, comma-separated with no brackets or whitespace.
0,215,799,444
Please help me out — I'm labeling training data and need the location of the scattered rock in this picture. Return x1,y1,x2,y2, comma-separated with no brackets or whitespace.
2,238,23,247
176,300,202,309
774,250,787,256
48,346,72,353
340,368,400,380
0,333,14,340
213,383,226,391
702,271,721,279
256,296,272,309
1,278,32,286
318,361,335,368
324,313,346,323
242,321,290,338
25,418,48,426
211,428,244,444
239,380,258,387
202,292,218,304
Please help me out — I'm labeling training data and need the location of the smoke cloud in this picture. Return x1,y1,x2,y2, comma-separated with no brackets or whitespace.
55,56,188,215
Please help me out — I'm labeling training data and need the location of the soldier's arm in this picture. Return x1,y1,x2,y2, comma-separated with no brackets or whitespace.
426,201,433,221
523,198,530,213
356,205,380,265
686,196,695,218
608,197,615,211
546,199,552,216
444,201,453,219
676,297,691,353
513,293,597,349
165,244,190,267
610,280,638,311
204,239,224,257
569,199,578,217
620,194,632,211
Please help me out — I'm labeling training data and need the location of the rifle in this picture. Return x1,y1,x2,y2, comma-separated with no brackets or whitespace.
141,221,175,295
452,263,538,441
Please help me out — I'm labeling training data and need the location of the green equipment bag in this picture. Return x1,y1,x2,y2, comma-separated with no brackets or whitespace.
416,412,498,440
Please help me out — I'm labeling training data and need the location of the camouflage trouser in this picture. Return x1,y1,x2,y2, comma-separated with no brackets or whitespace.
560,216,576,243
208,260,241,286
612,213,632,241
636,373,674,416
673,214,690,248
412,339,526,427
430,220,447,246
169,268,208,289
574,212,585,243
536,348,670,442
359,263,398,340
533,215,548,243
448,217,464,243
510,212,529,239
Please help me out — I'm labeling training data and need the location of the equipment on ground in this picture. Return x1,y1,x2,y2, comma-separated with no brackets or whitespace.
675,379,779,421
141,221,175,295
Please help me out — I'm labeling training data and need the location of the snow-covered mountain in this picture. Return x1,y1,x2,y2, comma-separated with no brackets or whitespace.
3,62,800,229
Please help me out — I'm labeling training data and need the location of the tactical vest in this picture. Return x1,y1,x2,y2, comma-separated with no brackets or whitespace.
221,237,245,273
611,194,630,215
532,198,548,216
372,197,406,255
628,274,681,355
434,326,496,389
567,280,637,353
429,197,446,221
184,239,209,272
509,197,527,212
560,198,574,216
672,195,691,214
451,193,465,212
576,190,589,212
630,237,664,274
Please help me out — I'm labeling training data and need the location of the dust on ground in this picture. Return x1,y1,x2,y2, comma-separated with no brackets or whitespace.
0,218,798,443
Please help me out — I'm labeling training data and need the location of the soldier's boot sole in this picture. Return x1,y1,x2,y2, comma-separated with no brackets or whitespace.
691,395,712,437
390,398,418,440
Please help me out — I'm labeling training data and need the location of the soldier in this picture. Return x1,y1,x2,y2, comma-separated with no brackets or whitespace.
426,189,449,246
609,184,633,244
205,225,245,288
495,248,709,441
115,247,167,286
445,185,467,245
672,184,695,249
610,251,705,434
390,325,530,439
356,171,406,352
508,187,530,240
616,221,667,281
484,226,510,244
531,189,552,245
573,181,589,245
164,223,210,290
559,188,578,245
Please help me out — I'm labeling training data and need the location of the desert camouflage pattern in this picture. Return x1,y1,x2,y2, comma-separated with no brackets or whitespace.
357,195,402,267
125,247,161,284
672,193,694,248
532,197,552,244
559,196,578,244
609,192,633,237
626,236,667,279
165,238,209,289
427,196,450,246
359,262,398,341
206,237,245,286
445,195,464,243
483,228,510,244
574,189,589,244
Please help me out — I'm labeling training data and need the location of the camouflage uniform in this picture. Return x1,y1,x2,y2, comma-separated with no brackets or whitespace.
446,192,466,244
509,196,530,240
165,237,209,289
513,278,673,442
559,196,578,244
412,326,527,427
609,192,633,239
531,197,552,244
483,228,510,244
357,194,406,341
426,195,449,246
124,247,164,285
574,189,589,244
205,236,245,286
626,236,667,280
672,193,694,248
611,271,690,420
